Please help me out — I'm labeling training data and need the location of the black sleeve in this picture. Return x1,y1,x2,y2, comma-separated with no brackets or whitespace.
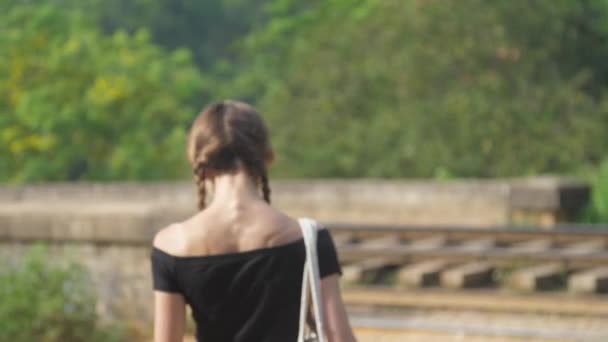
317,229,342,278
150,248,180,293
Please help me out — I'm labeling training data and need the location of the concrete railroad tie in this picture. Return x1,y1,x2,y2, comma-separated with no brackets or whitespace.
568,267,608,294
398,260,449,287
509,263,564,292
440,261,495,289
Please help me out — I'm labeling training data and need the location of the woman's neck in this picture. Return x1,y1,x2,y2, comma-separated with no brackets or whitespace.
208,170,263,208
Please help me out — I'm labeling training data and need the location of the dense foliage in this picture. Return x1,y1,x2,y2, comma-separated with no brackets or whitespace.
0,2,203,181
72,0,270,68
228,0,608,178
1,0,608,187
0,245,123,342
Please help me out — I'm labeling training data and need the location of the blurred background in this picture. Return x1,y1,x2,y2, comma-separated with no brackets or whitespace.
2,0,608,341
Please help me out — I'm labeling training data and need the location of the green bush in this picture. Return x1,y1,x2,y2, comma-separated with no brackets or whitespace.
0,245,123,342
579,160,608,223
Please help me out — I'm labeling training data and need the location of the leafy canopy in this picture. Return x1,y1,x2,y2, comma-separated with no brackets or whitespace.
226,0,608,178
0,2,203,181
2,0,608,181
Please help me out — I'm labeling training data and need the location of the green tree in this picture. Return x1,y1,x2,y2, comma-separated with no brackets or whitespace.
0,2,203,182
226,0,608,178
71,0,271,68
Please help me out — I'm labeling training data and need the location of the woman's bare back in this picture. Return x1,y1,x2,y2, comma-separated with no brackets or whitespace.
154,200,303,257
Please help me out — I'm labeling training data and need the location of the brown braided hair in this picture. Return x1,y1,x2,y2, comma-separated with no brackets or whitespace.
193,162,207,210
187,100,274,210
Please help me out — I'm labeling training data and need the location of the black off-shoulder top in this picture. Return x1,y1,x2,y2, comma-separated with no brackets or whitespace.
150,228,341,342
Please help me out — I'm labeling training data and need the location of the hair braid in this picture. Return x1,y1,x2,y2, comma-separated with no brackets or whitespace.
194,163,207,210
260,168,271,204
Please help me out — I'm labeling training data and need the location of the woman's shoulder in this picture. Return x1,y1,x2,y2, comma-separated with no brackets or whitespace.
152,223,186,255
152,207,219,256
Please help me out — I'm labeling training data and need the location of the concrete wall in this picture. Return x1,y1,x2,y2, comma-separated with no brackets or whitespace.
1,177,588,228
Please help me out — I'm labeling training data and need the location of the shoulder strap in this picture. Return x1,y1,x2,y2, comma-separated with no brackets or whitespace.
297,218,326,342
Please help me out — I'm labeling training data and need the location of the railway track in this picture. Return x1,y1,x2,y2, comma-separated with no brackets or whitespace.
328,223,608,341
326,223,608,293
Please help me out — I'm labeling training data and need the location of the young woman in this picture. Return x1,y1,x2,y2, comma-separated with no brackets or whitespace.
151,101,356,342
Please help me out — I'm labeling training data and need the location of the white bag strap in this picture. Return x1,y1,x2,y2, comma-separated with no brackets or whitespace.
297,218,326,342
